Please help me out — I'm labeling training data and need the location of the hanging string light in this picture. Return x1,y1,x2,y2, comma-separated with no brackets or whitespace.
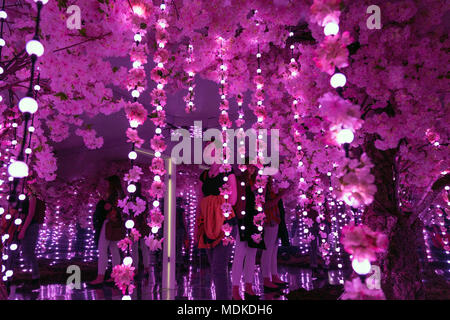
184,43,196,113
215,35,234,245
147,0,169,246
249,11,268,244
1,0,47,283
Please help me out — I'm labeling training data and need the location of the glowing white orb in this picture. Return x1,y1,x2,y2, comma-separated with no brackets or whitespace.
127,184,136,193
123,256,133,266
352,258,371,275
336,128,354,144
8,161,29,178
128,151,137,160
26,40,44,57
324,22,339,36
125,220,134,229
19,96,38,114
330,73,347,88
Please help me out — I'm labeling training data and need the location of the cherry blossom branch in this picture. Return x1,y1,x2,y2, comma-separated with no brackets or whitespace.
53,32,113,53
410,173,450,223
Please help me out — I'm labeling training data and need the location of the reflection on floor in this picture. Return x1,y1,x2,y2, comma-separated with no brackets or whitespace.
7,264,347,300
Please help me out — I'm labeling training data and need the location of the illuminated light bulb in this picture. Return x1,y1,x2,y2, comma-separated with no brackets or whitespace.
352,258,371,275
433,141,439,146
26,40,44,57
5,270,13,277
0,207,4,215
157,83,164,90
256,68,261,74
18,194,26,201
157,62,164,68
330,73,347,88
160,3,166,10
155,151,161,157
10,244,18,251
132,5,144,16
19,96,38,114
257,207,262,212
123,256,133,266
153,200,160,207
132,61,141,68
8,160,29,178
0,67,3,74
122,295,131,300
257,226,263,231
324,22,339,36
11,140,17,145
240,226,245,230
158,42,165,48
34,84,41,91
154,175,161,182
188,71,195,77
151,226,159,234
134,34,142,42
131,90,140,98
304,228,309,233
0,38,5,46
336,128,354,144
28,126,35,132
241,211,246,216
128,151,137,160
125,220,134,229
224,194,229,200
129,119,139,128
127,184,136,193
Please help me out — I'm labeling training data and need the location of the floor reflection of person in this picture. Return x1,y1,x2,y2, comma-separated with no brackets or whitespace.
89,175,125,286
231,164,265,300
176,202,187,268
195,159,237,300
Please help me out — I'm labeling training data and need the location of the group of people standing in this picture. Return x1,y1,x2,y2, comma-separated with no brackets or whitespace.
196,161,289,300
89,176,150,286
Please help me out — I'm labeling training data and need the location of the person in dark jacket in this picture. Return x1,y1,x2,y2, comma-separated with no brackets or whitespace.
231,164,265,300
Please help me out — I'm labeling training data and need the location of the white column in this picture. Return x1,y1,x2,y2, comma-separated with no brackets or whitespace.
162,157,176,299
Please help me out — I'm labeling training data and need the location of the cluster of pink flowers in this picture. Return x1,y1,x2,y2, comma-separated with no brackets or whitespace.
124,101,148,127
124,165,143,183
111,264,135,295
145,234,163,251
75,128,104,150
341,223,388,262
335,154,377,208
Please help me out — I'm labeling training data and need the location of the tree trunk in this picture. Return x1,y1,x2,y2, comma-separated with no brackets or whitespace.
382,215,425,299
363,138,425,299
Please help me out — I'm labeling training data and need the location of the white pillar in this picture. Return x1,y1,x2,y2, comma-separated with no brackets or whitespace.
162,157,176,299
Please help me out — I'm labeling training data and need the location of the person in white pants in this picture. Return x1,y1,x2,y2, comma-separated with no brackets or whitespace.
97,220,120,278
261,177,288,292
231,164,264,300
232,232,258,299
